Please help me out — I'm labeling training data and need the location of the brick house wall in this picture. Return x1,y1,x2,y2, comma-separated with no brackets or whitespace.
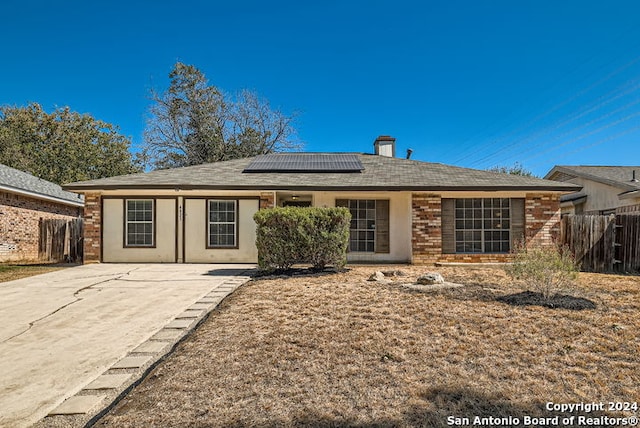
0,191,81,262
80,190,561,265
259,192,275,209
411,192,561,264
525,193,561,247
411,193,442,264
82,193,102,263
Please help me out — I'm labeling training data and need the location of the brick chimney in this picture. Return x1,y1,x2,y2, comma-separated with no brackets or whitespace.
373,135,396,157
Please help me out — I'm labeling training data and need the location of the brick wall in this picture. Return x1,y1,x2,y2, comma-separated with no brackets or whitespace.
259,192,275,209
0,191,81,262
411,192,561,265
525,193,560,247
435,253,513,263
411,193,442,264
83,192,101,263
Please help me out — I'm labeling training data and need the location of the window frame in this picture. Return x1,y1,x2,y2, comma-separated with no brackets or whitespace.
348,199,377,253
124,199,156,248
338,199,390,254
206,199,239,249
454,198,511,254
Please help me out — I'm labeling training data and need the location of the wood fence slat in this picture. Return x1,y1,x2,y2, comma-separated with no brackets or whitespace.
561,214,640,273
38,218,84,263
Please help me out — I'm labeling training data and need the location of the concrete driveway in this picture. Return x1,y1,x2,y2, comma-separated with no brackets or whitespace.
0,263,254,427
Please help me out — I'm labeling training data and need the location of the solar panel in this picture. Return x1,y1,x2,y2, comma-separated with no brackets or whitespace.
243,153,364,173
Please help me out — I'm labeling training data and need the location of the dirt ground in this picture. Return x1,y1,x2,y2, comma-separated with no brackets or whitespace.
96,265,640,428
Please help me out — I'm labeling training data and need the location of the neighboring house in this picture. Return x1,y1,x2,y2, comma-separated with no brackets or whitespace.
63,136,578,265
0,164,84,262
545,166,640,215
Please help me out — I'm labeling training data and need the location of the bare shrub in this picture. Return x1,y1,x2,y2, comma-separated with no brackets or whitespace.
505,244,579,299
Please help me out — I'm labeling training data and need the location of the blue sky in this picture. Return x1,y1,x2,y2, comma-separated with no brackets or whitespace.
2,0,639,176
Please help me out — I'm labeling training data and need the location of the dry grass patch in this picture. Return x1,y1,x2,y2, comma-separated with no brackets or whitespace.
0,263,65,283
97,266,640,428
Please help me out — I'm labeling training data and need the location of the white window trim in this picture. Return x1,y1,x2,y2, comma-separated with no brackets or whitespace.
125,199,155,247
207,199,238,248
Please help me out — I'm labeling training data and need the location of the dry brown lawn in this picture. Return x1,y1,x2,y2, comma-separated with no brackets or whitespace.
97,266,640,428
0,264,65,283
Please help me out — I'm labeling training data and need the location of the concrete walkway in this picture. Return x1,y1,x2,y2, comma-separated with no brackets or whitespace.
0,263,253,427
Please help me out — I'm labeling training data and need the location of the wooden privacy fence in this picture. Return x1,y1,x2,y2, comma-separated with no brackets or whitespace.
38,218,83,263
617,214,640,272
560,214,640,273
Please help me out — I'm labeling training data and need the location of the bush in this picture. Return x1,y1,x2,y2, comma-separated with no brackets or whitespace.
254,207,304,271
505,244,579,299
254,207,351,271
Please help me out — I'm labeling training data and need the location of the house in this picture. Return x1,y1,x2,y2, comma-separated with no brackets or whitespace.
544,166,640,215
0,164,84,262
63,136,579,265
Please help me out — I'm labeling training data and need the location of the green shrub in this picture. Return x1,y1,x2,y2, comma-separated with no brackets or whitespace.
254,207,351,271
253,207,304,270
505,244,579,299
301,208,351,270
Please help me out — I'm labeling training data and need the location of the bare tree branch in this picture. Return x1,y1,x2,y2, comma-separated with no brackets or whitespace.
142,62,302,170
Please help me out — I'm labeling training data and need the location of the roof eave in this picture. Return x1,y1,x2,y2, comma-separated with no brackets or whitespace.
543,166,572,180
619,189,640,200
547,166,638,191
0,184,84,207
63,184,581,192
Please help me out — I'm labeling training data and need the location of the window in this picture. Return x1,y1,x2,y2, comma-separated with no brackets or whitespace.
208,200,237,248
336,199,390,253
455,198,510,253
126,199,154,247
349,199,376,252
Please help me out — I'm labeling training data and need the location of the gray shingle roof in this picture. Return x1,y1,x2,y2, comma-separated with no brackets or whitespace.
545,166,640,192
244,153,364,172
64,153,579,192
0,164,84,205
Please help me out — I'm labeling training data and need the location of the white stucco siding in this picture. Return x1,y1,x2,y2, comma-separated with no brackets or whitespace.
102,198,177,263
183,198,259,263
314,191,412,263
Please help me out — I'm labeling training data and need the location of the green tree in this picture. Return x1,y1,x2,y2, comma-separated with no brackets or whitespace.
142,62,300,170
0,103,140,184
487,162,535,177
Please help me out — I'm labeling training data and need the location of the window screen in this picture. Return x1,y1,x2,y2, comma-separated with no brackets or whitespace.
126,199,154,246
208,200,237,247
336,199,390,254
454,198,510,253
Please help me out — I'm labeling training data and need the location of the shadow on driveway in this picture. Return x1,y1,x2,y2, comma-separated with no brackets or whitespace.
203,267,257,277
